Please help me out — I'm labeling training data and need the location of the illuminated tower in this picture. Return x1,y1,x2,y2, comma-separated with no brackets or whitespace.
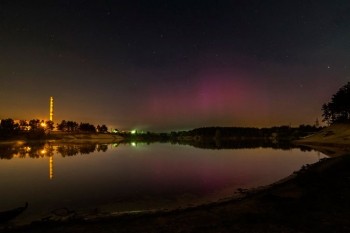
49,96,54,121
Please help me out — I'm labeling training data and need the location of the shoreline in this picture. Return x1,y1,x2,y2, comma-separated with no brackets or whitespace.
294,124,350,157
3,150,349,233
0,133,124,145
2,124,350,232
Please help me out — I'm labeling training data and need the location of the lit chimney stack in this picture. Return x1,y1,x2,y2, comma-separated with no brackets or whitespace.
50,96,54,121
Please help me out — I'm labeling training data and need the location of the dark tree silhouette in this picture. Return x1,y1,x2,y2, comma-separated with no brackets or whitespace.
97,124,108,133
57,120,79,132
0,118,16,132
0,118,19,138
79,123,96,132
26,119,45,139
66,121,79,132
29,119,41,130
19,120,29,131
57,120,67,131
322,82,350,124
45,120,55,131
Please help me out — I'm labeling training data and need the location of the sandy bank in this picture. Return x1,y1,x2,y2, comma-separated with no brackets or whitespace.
295,124,350,157
296,123,350,146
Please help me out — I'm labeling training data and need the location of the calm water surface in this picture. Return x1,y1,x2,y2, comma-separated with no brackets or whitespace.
0,142,326,224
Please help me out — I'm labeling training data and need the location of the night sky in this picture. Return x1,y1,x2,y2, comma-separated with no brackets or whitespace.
1,0,350,131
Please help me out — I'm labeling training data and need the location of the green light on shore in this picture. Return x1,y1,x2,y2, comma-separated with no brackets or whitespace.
131,130,136,134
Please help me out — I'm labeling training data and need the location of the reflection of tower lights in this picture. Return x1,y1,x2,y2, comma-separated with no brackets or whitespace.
49,96,54,122
49,156,53,180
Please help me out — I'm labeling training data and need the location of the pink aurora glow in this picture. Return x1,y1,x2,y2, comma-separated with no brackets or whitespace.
143,69,271,129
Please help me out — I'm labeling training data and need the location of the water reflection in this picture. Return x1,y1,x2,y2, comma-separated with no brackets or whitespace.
0,142,327,225
0,141,317,160
49,156,53,180
0,141,321,181
0,143,112,180
0,141,319,179
176,139,313,151
0,142,112,160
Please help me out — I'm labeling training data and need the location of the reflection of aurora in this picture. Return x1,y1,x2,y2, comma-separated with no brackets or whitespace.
0,141,313,160
0,141,316,181
0,143,111,160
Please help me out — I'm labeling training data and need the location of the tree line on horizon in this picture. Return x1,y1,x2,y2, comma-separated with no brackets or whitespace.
56,120,108,133
1,82,349,140
0,118,109,139
171,125,322,141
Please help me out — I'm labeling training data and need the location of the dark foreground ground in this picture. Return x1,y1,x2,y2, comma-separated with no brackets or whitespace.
2,152,350,233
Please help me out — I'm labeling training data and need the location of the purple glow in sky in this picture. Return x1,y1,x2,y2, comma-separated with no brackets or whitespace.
1,1,349,131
